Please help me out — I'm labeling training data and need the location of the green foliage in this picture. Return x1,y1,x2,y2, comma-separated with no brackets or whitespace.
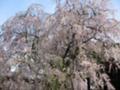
50,56,65,71
48,75,61,90
89,51,102,64
0,76,4,83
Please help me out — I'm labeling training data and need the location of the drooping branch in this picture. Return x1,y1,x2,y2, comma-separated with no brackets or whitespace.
63,33,76,59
